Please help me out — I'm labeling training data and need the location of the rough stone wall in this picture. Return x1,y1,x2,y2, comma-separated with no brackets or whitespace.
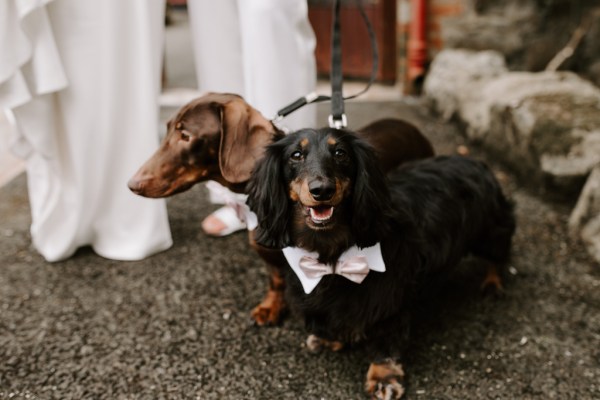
425,0,600,86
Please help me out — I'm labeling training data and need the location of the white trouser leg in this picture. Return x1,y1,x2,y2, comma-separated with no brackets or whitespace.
188,0,317,129
187,0,245,95
237,0,317,130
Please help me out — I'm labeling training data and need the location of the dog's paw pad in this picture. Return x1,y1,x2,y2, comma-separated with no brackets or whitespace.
305,334,344,354
480,264,504,297
306,334,323,353
250,290,286,326
366,359,405,399
250,306,276,326
372,380,404,400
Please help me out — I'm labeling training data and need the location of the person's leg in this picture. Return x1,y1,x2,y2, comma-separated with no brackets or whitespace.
187,0,247,236
187,0,245,94
237,0,317,130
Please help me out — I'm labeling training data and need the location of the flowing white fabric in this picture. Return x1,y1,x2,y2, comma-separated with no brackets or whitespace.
187,0,317,131
0,0,173,262
282,243,386,294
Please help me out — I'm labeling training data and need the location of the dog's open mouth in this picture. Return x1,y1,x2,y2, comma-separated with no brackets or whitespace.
307,205,335,225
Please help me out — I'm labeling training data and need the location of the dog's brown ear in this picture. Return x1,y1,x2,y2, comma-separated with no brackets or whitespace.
219,99,274,183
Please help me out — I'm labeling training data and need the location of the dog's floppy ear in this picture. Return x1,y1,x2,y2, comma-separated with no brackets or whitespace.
350,135,392,248
246,142,291,248
218,99,274,183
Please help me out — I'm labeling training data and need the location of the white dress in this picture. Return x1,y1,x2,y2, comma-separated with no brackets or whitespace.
0,0,173,262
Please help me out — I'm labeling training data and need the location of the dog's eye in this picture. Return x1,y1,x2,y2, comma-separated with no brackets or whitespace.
180,131,191,142
290,151,303,161
334,149,347,158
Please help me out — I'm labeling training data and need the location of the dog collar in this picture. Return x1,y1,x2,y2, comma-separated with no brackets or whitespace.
282,243,385,294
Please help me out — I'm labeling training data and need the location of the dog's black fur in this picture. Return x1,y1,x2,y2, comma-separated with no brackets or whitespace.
247,128,515,398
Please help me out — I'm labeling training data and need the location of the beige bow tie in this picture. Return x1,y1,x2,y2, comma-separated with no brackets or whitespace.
283,243,385,294
298,255,370,284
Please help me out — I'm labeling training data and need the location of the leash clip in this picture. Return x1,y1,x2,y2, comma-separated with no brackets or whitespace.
328,114,347,129
274,92,320,122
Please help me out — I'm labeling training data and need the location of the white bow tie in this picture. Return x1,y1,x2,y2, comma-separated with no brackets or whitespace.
282,243,386,294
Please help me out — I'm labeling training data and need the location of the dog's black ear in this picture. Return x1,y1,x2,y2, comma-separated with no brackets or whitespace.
246,142,291,248
350,136,392,248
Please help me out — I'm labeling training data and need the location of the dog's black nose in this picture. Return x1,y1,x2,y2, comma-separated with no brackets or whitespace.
308,179,336,201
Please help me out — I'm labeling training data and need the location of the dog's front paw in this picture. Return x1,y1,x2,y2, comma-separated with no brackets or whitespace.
480,263,504,295
305,334,344,353
251,289,287,326
365,359,405,400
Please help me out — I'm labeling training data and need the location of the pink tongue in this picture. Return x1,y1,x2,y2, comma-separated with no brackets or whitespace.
311,206,333,220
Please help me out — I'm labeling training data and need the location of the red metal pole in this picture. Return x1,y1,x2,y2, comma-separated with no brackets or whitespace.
407,0,427,89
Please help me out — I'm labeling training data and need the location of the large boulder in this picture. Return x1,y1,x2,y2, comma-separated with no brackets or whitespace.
425,50,600,197
484,72,600,195
569,166,600,263
424,49,508,137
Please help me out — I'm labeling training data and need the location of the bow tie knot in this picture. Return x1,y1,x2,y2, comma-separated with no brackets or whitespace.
298,255,370,284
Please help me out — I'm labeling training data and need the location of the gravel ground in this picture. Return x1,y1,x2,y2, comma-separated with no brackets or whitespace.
1,101,599,399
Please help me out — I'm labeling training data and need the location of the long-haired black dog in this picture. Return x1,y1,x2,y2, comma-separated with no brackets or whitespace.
246,128,515,399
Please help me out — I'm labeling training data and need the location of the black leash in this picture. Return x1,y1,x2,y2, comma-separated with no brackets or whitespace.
329,0,345,128
273,0,379,129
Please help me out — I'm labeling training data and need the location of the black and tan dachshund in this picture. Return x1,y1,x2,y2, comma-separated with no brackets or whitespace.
247,128,516,399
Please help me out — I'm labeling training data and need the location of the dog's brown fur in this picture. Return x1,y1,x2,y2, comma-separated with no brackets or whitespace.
128,93,278,197
128,92,434,326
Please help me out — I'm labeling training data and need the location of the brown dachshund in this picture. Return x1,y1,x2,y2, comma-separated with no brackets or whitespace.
128,92,434,326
